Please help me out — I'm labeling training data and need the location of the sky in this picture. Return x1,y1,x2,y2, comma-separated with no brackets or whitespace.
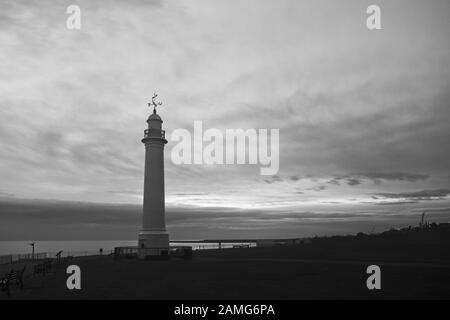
0,0,450,240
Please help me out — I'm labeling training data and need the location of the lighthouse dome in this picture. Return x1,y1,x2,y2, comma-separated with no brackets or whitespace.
148,113,162,122
146,110,163,131
148,112,162,122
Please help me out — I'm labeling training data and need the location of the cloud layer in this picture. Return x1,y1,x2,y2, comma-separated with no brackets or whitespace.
0,0,450,239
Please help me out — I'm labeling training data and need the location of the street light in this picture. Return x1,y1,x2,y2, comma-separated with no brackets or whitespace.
29,242,35,260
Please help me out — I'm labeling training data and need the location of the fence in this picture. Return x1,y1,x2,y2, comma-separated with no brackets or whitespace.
0,253,48,264
0,249,114,265
0,242,257,265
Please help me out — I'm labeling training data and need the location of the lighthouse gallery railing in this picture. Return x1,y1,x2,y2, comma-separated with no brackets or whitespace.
144,129,165,139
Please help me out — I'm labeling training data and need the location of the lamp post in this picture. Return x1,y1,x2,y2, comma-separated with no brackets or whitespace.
29,242,35,260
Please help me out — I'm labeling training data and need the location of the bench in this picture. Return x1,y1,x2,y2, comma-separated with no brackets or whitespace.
0,266,26,297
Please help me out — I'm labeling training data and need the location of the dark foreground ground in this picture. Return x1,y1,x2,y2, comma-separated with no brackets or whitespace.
2,230,450,299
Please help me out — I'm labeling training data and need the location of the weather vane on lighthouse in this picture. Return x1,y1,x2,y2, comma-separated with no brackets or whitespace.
148,93,162,114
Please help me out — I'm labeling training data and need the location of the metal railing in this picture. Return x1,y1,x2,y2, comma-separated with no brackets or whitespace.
0,252,47,265
0,250,114,265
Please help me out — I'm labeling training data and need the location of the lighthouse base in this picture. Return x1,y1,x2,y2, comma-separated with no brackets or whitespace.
138,231,169,259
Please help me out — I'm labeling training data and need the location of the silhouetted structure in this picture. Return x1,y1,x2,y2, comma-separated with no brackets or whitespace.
138,96,169,258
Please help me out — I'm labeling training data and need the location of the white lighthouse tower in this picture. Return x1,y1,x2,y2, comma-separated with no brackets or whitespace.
138,94,169,257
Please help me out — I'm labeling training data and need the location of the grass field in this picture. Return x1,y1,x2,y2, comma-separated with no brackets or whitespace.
2,230,450,299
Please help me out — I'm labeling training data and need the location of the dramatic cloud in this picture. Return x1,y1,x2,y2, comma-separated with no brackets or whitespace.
357,172,429,182
327,172,429,186
373,189,450,201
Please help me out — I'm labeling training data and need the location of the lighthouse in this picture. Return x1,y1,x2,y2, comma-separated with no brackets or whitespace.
138,94,169,257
